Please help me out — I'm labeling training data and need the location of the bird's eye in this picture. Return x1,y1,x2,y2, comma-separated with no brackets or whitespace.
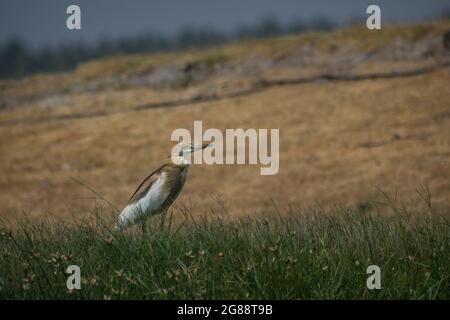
178,150,183,156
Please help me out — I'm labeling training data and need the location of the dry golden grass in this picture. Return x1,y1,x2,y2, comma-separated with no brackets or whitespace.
1,21,450,221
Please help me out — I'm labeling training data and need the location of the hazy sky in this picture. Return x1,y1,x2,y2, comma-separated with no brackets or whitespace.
1,0,449,48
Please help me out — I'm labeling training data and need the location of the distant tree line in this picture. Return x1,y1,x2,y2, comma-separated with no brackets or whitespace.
0,17,336,79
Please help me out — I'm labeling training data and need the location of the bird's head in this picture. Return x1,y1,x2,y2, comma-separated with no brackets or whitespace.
170,142,211,165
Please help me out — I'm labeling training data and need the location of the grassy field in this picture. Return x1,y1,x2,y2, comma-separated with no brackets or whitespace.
0,21,449,300
1,196,448,300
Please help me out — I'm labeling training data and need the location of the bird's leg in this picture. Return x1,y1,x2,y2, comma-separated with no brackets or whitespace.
141,220,148,237
159,210,167,232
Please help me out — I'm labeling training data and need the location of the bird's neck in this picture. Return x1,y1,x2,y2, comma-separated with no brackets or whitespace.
167,155,190,167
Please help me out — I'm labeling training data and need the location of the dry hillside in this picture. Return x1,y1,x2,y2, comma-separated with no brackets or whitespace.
1,21,450,221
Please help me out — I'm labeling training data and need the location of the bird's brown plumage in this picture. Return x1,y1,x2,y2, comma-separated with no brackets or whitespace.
123,158,188,214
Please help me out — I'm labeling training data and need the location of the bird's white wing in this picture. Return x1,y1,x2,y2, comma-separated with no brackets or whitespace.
117,172,169,230
136,172,168,214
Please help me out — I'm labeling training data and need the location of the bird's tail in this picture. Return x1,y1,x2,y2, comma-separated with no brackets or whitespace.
114,219,126,232
114,212,125,231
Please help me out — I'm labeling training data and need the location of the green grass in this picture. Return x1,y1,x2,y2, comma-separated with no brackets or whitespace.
0,204,448,300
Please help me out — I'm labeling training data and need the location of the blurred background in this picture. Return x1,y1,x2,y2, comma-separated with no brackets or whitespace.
1,0,450,78
1,0,450,221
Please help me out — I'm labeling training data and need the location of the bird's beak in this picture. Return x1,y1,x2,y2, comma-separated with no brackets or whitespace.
190,143,212,152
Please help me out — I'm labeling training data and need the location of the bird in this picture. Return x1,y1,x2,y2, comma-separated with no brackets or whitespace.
115,142,211,231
